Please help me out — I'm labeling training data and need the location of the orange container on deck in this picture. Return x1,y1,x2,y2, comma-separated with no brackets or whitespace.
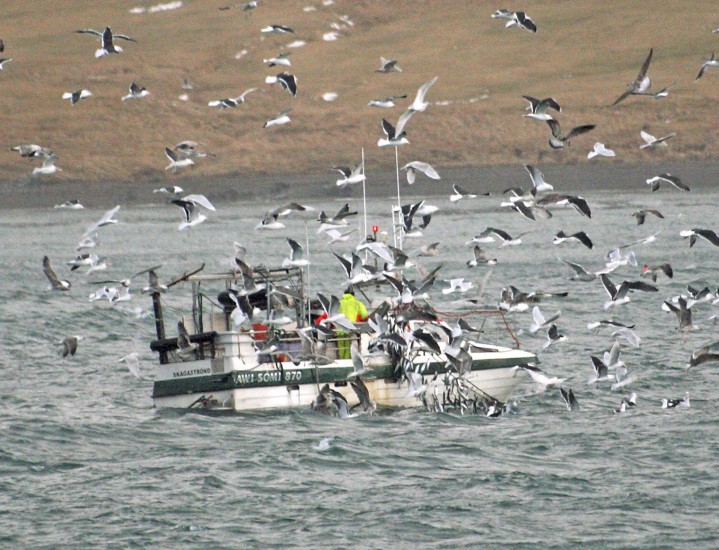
252,323,268,341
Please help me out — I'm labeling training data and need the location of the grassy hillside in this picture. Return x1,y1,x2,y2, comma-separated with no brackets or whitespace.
1,0,717,189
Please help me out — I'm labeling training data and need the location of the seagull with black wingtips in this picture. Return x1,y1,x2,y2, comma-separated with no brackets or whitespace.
522,96,560,121
679,228,719,248
545,119,596,149
609,48,653,106
75,26,136,58
265,72,297,97
553,231,593,249
208,87,257,108
695,52,719,80
122,81,149,101
560,387,579,411
639,130,676,149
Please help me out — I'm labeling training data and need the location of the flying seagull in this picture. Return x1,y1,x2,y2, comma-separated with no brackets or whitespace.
43,256,71,291
377,110,414,147
524,164,553,192
121,81,149,101
632,208,664,225
9,144,54,158
401,161,440,184
376,56,401,73
679,228,719,248
32,153,61,175
265,72,297,97
208,88,257,108
587,142,615,159
560,387,579,411
75,27,136,58
610,48,653,106
646,173,689,192
260,24,295,34
164,147,194,171
56,336,84,357
407,76,438,112
263,52,291,67
0,58,12,70
62,89,92,105
695,52,719,80
639,130,676,149
546,120,595,149
522,96,560,121
263,109,291,128
368,94,407,108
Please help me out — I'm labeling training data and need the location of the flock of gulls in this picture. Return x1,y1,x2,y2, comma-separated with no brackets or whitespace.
16,3,719,417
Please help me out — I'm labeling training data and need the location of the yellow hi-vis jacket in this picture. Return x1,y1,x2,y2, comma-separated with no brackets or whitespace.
339,293,368,322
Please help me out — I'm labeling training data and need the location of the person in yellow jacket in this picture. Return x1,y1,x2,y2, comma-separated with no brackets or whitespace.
338,286,368,359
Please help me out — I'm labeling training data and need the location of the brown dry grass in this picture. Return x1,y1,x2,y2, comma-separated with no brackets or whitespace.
1,0,717,188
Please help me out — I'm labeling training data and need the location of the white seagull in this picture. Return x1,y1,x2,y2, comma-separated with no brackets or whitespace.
587,143,616,159
32,154,61,175
377,110,414,147
639,130,676,149
407,76,438,112
376,57,401,73
401,161,440,184
450,184,479,202
695,52,719,80
0,58,12,70
368,94,407,108
263,52,291,67
43,256,71,291
263,109,292,128
522,96,560,121
524,164,553,192
282,238,310,267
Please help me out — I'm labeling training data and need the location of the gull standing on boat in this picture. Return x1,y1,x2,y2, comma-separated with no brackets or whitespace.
62,89,92,105
401,161,440,184
75,27,136,58
43,256,71,291
208,88,257,108
121,81,149,101
32,153,61,175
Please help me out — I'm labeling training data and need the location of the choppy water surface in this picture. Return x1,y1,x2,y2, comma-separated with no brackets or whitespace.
2,181,719,548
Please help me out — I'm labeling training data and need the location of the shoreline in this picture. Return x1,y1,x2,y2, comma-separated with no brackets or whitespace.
1,159,716,210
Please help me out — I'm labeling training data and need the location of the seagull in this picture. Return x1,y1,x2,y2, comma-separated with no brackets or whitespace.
263,109,292,128
536,193,592,218
553,230,593,249
513,365,565,392
641,263,673,282
695,52,719,80
376,56,401,73
442,278,473,294
639,130,676,149
32,154,61,175
687,341,719,371
522,96,561,121
662,392,690,409
502,11,537,32
679,228,719,248
466,244,497,267
260,24,295,34
75,27,136,58
646,173,689,192
560,258,599,282
282,238,310,268
208,88,257,108
546,120,595,149
614,393,637,413
543,324,566,350
177,320,198,358
171,194,216,230
528,305,561,334
600,274,658,309
121,81,149,101
632,208,664,225
9,144,54,158
450,184,482,202
401,161,440,184
165,147,195,171
333,163,365,187
62,89,92,105
153,185,184,196
118,352,141,378
263,52,291,67
560,387,579,411
350,376,376,413
54,199,83,209
265,72,297,97
325,228,356,245
368,94,407,108
377,110,414,147
43,256,71,291
663,296,693,330
56,336,84,357
587,355,614,385
407,76,438,112
0,57,12,70
587,142,615,159
172,141,215,160
524,164,553,193
475,227,526,247
609,48,653,106
83,205,120,237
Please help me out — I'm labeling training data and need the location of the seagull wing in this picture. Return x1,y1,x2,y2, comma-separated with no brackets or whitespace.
183,194,216,211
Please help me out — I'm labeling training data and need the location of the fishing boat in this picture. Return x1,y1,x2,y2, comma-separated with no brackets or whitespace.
148,264,537,414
